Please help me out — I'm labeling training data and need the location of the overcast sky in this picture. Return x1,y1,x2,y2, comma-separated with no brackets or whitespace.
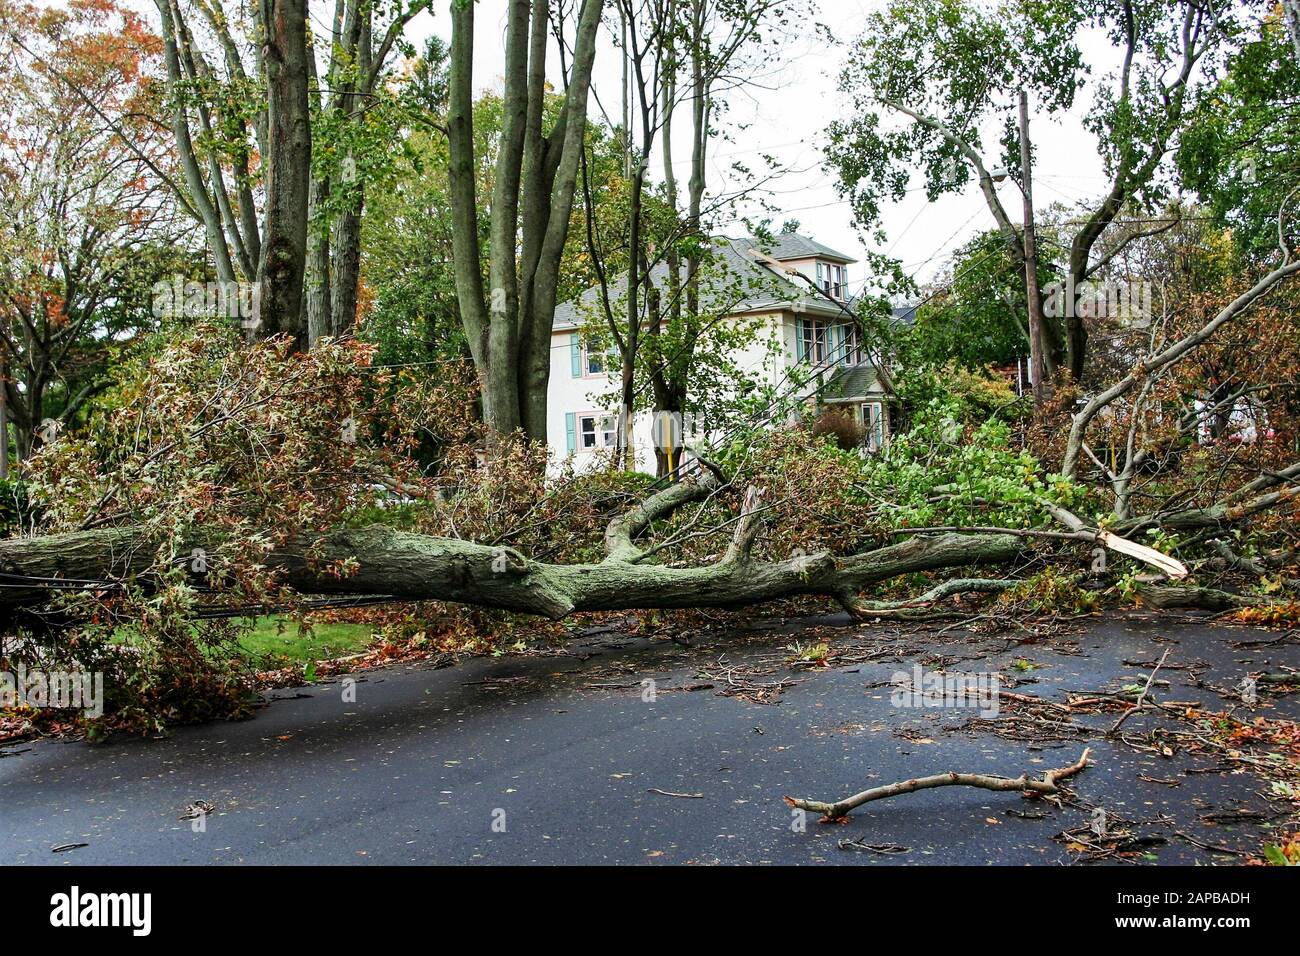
411,0,1135,299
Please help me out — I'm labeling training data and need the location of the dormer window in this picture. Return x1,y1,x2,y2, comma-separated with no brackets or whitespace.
815,261,848,299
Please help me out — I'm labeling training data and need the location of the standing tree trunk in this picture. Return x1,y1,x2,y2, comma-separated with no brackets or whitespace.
305,175,333,346
327,4,373,340
649,0,709,465
1284,1,1300,63
0,312,8,480
1018,90,1049,403
447,0,604,444
256,0,311,349
304,25,332,348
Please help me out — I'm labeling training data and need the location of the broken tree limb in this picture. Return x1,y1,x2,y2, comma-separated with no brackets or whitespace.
1113,469,1300,537
723,485,766,565
1134,584,1269,612
0,515,1024,623
1040,500,1188,578
840,578,1017,621
1208,539,1268,576
603,472,721,563
1061,257,1300,479
784,749,1092,821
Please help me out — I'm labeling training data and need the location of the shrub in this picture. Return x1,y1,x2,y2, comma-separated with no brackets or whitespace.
809,407,865,451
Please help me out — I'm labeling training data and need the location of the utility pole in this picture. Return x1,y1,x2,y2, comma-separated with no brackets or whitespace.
1018,89,1048,404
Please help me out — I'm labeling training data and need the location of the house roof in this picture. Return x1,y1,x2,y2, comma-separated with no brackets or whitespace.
821,364,885,402
891,303,919,325
758,232,857,264
553,234,856,332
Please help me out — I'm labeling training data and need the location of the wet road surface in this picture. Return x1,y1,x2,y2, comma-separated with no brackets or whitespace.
2,613,1295,864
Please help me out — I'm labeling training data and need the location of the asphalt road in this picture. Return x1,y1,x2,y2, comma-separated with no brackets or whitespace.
2,613,1295,865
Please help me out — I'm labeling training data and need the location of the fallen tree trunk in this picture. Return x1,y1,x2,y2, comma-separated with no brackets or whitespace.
7,461,1288,626
0,480,1023,621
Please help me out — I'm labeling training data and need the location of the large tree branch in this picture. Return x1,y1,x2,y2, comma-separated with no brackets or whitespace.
879,97,1024,271
603,472,720,562
0,522,1023,623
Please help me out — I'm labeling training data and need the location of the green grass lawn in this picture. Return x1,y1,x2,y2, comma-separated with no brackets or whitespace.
238,617,376,665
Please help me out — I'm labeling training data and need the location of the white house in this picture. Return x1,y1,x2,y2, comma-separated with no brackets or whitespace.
546,232,893,475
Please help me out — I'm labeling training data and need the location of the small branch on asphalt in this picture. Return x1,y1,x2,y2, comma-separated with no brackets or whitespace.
1109,648,1169,735
838,838,910,854
783,748,1092,821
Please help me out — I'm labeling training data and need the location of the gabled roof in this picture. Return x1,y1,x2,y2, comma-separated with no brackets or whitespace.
821,364,886,402
553,234,856,332
758,232,857,264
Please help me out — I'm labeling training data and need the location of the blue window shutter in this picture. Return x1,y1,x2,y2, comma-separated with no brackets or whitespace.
795,318,805,362
570,334,581,377
565,412,577,453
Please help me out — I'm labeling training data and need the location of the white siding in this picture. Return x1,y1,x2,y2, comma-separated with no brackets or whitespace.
546,311,788,475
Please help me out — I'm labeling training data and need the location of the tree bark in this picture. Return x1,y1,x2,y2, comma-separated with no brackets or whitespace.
256,0,312,349
1018,90,1049,401
0,482,1021,621
448,0,605,443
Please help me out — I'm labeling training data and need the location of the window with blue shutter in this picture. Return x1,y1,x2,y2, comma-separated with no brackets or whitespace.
565,412,577,453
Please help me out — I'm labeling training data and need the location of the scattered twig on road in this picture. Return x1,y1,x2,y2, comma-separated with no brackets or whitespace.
783,748,1092,821
647,788,704,799
1137,773,1181,787
838,838,910,854
1109,649,1169,735
1172,830,1244,856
